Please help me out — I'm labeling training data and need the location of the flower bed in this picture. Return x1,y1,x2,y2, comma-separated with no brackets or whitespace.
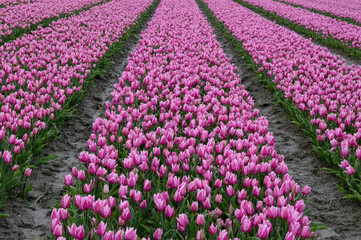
0,0,105,42
0,0,155,209
201,0,361,200
279,0,361,25
239,0,361,56
0,0,36,7
51,0,315,238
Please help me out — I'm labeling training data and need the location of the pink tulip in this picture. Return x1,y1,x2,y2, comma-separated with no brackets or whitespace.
301,185,311,195
24,168,32,177
300,225,311,238
165,205,175,218
214,178,222,188
196,214,205,226
217,230,228,240
51,218,61,232
257,222,271,239
104,231,114,240
268,206,280,219
58,208,68,220
121,208,131,222
75,225,85,240
124,227,137,240
215,194,222,203
3,150,12,164
67,223,77,237
96,221,107,236
203,198,211,209
12,164,19,171
154,197,166,212
64,174,73,186
226,185,235,197
241,216,251,233
53,224,63,237
190,201,199,212
77,170,86,180
140,200,147,209
285,232,295,240
209,222,218,235
143,179,151,191
176,213,189,228
153,228,163,240
345,165,356,175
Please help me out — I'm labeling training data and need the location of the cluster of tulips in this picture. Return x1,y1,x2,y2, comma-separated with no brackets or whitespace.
51,0,315,238
0,0,35,6
0,0,104,40
0,0,154,208
279,0,361,24
203,0,361,199
242,0,361,49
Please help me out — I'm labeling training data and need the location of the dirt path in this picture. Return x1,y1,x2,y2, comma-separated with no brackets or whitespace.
196,1,361,239
0,6,156,240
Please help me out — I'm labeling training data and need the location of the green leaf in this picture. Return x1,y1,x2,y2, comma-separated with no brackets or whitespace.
24,183,33,193
336,184,348,194
33,154,58,167
343,194,359,200
0,213,10,218
310,221,327,232
321,167,340,175
140,223,151,232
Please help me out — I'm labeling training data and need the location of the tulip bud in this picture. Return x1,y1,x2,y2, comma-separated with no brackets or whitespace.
209,223,218,235
64,174,73,186
153,228,163,240
103,184,109,194
196,214,205,226
140,200,147,209
24,168,32,177
61,194,71,209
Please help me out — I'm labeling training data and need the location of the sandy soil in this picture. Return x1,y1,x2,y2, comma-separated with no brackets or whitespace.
0,7,156,240
196,1,361,239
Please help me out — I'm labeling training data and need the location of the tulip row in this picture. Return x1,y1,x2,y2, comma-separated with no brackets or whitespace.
238,0,361,57
201,0,361,200
0,0,156,209
0,0,36,7
51,0,317,239
278,0,361,25
0,0,105,43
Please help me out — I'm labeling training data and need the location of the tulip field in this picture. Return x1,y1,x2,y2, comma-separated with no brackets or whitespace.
0,0,107,43
1,0,361,239
237,0,361,58
278,0,361,25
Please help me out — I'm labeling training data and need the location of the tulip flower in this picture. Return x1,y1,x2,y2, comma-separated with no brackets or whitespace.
153,228,163,240
196,214,205,226
209,223,218,235
96,222,107,236
177,213,189,230
64,174,73,186
165,205,175,218
124,227,137,240
24,168,32,177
